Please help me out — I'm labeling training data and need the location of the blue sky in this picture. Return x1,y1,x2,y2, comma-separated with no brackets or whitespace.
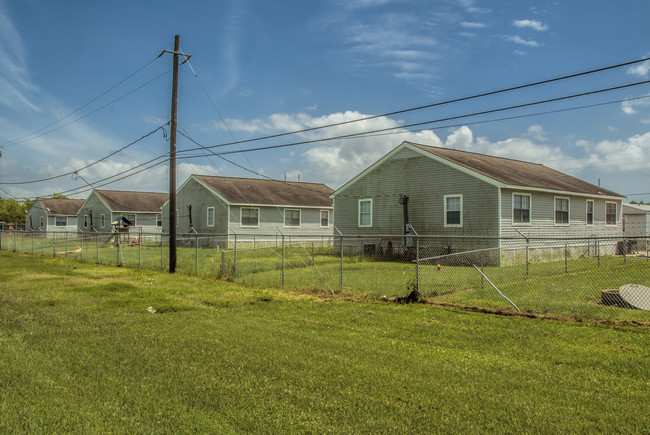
1,0,650,201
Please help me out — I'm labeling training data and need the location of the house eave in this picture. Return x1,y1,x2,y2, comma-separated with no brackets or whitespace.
503,185,626,201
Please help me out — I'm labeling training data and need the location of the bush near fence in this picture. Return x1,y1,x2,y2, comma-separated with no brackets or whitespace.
1,230,648,324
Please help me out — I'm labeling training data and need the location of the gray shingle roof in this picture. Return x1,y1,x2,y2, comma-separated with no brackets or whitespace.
37,198,85,215
409,142,624,198
94,190,168,212
193,175,334,207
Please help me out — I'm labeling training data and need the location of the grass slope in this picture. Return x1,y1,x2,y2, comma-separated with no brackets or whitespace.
1,251,649,433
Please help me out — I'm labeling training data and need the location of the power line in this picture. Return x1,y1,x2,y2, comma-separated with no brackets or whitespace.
177,79,650,158
174,56,650,154
1,55,165,147
0,125,168,185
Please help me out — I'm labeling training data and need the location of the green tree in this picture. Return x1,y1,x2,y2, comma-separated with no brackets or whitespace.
0,198,26,223
50,193,69,199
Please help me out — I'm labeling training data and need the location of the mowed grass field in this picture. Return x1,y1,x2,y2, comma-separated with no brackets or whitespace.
1,251,649,433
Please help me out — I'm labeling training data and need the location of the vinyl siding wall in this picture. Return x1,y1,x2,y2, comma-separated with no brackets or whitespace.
500,189,622,238
162,177,229,235
333,147,500,236
77,193,112,233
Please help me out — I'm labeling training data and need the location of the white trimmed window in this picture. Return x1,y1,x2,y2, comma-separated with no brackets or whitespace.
126,214,136,226
555,197,569,225
156,214,162,227
55,216,67,227
606,202,617,225
241,207,259,227
444,195,462,227
320,210,329,228
358,199,372,227
101,214,106,228
40,216,44,228
84,215,88,228
513,194,531,224
586,200,594,226
284,209,301,227
207,207,215,227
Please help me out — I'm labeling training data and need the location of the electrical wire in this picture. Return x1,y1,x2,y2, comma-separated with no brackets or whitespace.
177,79,650,158
0,125,169,185
173,56,650,154
2,69,171,147
0,55,164,147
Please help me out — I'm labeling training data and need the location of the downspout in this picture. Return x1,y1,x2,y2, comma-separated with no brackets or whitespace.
399,194,410,246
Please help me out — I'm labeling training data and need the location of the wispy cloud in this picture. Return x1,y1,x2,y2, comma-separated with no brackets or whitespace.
513,19,549,31
627,57,650,77
460,21,487,29
0,1,40,112
506,35,540,47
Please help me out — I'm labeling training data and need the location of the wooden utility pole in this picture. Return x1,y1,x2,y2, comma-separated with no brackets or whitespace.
162,35,190,273
169,35,179,273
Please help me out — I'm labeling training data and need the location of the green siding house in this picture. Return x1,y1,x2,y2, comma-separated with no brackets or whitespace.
331,141,625,264
162,175,334,247
77,190,168,234
25,198,85,233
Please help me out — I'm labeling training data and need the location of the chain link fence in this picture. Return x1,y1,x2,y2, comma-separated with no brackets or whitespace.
2,230,649,323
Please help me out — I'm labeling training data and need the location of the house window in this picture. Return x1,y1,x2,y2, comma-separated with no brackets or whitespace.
586,200,594,226
207,207,215,227
241,208,259,227
358,199,372,227
284,209,301,227
101,214,106,228
84,215,88,228
125,214,136,226
444,195,462,227
513,194,531,224
320,210,329,227
55,216,67,227
606,202,617,225
40,216,44,228
555,198,569,224
156,214,162,227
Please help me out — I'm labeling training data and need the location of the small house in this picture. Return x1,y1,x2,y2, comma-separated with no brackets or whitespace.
26,198,85,232
77,190,168,234
162,175,334,247
331,141,625,265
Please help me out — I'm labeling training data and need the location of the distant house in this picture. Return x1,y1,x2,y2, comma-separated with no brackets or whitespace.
77,190,168,234
331,141,625,264
26,198,85,232
622,203,650,237
162,175,334,246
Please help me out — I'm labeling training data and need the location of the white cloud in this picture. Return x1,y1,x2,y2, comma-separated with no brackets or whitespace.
513,19,549,31
461,21,487,29
506,35,540,47
621,95,650,115
627,57,650,77
445,126,473,149
526,125,547,142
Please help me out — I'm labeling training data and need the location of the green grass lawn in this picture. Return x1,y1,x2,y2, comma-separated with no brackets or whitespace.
1,251,649,433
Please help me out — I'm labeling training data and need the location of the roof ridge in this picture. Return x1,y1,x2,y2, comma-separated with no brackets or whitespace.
406,141,547,167
193,174,329,187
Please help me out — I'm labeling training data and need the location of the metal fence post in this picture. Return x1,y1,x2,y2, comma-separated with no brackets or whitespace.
65,232,68,258
282,234,285,287
21,231,24,253
416,235,420,292
233,234,237,279
195,233,199,275
53,233,56,258
161,234,164,270
564,243,567,273
13,230,16,252
221,250,225,278
96,232,99,263
623,238,627,264
139,228,142,269
340,235,344,290
312,242,315,266
597,239,600,267
526,238,529,279
41,232,44,256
